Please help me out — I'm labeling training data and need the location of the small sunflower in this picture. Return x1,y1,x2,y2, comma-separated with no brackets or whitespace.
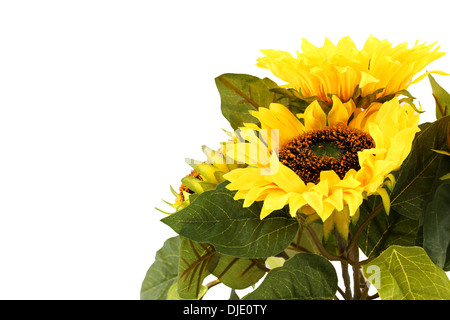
223,97,420,239
257,35,446,107
163,144,244,212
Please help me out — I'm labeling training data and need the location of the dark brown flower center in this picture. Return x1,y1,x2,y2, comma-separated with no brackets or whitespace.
278,126,375,184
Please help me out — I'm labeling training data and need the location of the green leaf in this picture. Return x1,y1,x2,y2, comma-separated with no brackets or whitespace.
428,74,450,119
229,289,240,300
215,73,287,130
161,181,299,258
363,245,450,300
286,221,325,257
268,87,309,115
140,236,180,300
243,253,338,300
355,195,419,258
390,115,450,220
208,254,266,290
177,237,216,299
421,174,450,271
166,282,207,300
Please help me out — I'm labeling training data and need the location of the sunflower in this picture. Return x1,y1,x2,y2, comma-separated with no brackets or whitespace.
223,97,420,239
257,35,446,107
162,144,244,212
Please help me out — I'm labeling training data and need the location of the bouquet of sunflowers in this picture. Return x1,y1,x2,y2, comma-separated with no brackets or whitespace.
141,36,450,300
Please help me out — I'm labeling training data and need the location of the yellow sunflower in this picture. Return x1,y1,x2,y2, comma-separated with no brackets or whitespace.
223,97,420,239
257,35,446,106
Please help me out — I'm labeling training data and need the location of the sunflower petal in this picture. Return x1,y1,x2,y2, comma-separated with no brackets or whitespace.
376,187,391,215
304,100,327,131
327,95,355,127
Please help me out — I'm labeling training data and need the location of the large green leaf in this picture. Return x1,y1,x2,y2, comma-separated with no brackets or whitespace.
215,73,305,130
422,175,450,271
208,254,266,290
161,182,299,258
291,222,324,256
243,253,338,300
429,74,450,119
166,282,207,300
390,115,450,220
177,237,216,299
140,236,180,300
363,245,450,300
355,195,419,258
268,87,309,114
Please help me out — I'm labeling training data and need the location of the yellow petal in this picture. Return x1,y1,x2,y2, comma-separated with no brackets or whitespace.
362,35,385,56
343,189,364,217
257,103,304,147
264,191,290,211
324,188,344,212
319,170,341,187
336,170,361,189
359,71,380,88
233,190,248,201
243,185,278,208
304,100,327,131
224,168,268,191
327,95,355,127
302,190,323,217
409,70,449,86
287,192,307,217
321,202,337,222
269,103,305,135
260,191,289,219
269,163,306,193
376,187,391,215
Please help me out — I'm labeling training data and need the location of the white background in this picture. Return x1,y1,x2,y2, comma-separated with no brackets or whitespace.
0,0,449,299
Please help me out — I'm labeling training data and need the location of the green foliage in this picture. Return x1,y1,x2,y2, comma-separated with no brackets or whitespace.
140,236,180,300
162,182,299,258
166,282,207,300
215,73,307,130
215,73,275,130
289,222,324,256
209,254,266,289
355,195,419,258
390,115,450,220
420,174,450,271
243,253,338,300
429,74,450,119
268,87,309,114
363,246,450,300
177,237,215,299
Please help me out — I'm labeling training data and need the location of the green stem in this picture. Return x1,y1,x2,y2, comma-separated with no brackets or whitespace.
276,251,291,260
351,246,361,299
341,261,352,300
359,270,372,300
297,214,343,262
345,203,383,255
336,230,352,300
287,243,312,254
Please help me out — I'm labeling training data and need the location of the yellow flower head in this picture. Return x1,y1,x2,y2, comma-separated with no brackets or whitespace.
223,97,420,239
257,35,446,105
